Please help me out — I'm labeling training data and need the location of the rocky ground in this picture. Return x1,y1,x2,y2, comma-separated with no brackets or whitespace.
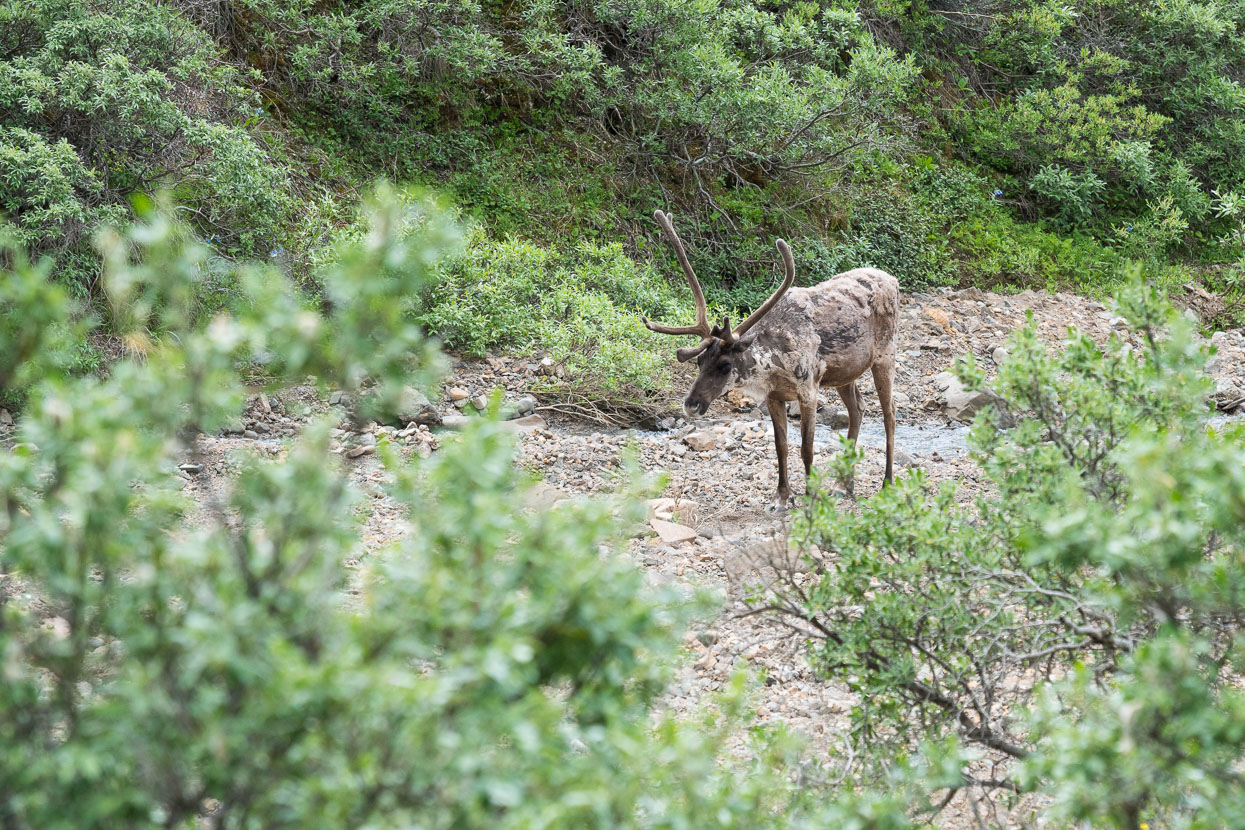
3,285,1243,826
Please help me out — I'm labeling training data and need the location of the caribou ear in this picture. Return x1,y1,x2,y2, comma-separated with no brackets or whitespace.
736,330,759,349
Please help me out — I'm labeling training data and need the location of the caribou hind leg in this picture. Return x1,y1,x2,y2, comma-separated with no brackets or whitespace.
834,382,864,497
767,393,791,510
872,359,896,486
837,382,863,440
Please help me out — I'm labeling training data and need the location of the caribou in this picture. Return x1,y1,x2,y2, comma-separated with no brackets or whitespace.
643,210,899,507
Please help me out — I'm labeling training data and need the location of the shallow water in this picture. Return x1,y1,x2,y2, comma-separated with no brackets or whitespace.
804,420,972,458
799,411,1244,460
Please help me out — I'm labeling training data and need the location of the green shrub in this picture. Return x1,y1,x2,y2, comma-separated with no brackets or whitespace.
1028,163,1107,229
760,276,1245,824
2,191,902,829
227,0,918,284
0,0,294,289
1113,195,1191,261
419,229,687,395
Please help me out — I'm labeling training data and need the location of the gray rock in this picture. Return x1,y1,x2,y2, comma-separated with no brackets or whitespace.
0,408,12,426
242,429,259,440
395,386,442,426
329,390,345,405
178,463,204,475
345,444,374,459
991,345,1010,365
538,357,556,376
818,407,850,429
500,414,547,434
933,371,1007,423
1213,379,1244,411
894,449,915,468
440,414,471,430
891,391,911,410
523,481,570,511
469,394,489,411
515,395,538,415
684,431,717,452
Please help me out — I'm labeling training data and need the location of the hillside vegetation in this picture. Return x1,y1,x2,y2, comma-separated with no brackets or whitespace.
4,0,1245,387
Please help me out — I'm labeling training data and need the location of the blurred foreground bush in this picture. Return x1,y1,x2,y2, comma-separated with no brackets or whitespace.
0,190,903,829
764,273,1245,827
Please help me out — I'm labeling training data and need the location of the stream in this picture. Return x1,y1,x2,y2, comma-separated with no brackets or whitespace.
800,411,1243,460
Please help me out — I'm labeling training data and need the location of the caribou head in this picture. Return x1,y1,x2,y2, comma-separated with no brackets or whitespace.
641,210,795,419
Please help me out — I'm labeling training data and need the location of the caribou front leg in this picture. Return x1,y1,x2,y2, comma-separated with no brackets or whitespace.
872,358,897,486
767,393,791,510
798,391,817,483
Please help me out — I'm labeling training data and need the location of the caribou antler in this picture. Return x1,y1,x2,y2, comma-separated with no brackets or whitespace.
643,211,796,360
642,210,715,361
721,239,795,344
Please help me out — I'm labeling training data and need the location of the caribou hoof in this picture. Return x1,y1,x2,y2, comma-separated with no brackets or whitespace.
766,493,791,515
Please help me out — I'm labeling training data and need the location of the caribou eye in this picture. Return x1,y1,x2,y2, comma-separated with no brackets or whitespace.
716,361,731,374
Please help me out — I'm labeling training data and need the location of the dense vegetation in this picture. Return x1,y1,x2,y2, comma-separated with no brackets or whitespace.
4,0,1245,385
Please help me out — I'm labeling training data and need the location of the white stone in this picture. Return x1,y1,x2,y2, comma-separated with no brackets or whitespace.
683,431,717,451
650,518,698,545
500,414,547,433
933,371,1007,423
